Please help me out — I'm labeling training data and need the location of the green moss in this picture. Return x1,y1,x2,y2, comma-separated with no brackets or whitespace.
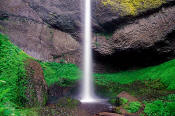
126,101,141,113
143,94,175,116
144,79,167,90
56,97,80,108
101,0,166,16
95,58,175,90
120,97,128,105
0,33,38,116
144,98,175,116
40,62,80,87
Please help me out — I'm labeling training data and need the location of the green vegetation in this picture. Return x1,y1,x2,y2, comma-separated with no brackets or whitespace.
144,94,175,116
120,97,128,105
56,97,80,108
126,101,141,113
0,33,175,115
40,62,80,86
95,58,175,90
0,33,38,115
101,0,166,15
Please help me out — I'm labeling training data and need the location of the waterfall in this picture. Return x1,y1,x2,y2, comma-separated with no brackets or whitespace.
80,0,96,103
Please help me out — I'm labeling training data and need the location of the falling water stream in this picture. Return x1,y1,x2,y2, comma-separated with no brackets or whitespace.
80,0,96,103
79,0,109,105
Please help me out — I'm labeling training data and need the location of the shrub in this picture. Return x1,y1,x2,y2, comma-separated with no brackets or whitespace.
127,101,141,113
120,97,128,105
40,62,80,86
144,79,167,90
144,99,175,116
0,33,38,115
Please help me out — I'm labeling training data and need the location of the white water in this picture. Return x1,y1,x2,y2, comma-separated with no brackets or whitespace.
80,0,97,103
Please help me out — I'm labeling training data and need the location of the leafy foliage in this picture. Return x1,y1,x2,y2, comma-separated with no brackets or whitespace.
144,98,175,116
101,0,166,15
95,58,175,90
126,101,141,113
120,97,128,105
40,62,80,86
0,33,37,115
1,32,175,115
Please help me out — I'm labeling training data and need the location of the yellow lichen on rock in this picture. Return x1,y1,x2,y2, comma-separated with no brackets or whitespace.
101,0,166,15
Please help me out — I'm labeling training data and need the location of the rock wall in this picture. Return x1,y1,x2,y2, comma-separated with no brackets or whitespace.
92,5,175,72
0,0,80,64
93,5,175,55
0,0,175,72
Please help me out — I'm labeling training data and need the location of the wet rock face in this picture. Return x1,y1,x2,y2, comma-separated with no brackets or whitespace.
22,0,81,38
1,0,175,71
93,6,175,72
25,59,48,107
0,0,80,64
47,84,76,104
93,6,175,55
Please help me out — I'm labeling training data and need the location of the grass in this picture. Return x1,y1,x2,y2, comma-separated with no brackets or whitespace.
0,33,80,116
95,59,175,90
0,33,38,115
39,62,80,87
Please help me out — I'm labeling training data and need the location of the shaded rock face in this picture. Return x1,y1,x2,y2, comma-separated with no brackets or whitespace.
0,0,175,72
0,0,119,37
47,84,77,104
25,59,48,107
0,0,80,64
93,5,175,72
93,6,175,55
22,0,81,37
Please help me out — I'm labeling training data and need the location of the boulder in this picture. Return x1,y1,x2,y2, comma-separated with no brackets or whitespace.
24,59,48,107
117,91,138,102
95,112,124,116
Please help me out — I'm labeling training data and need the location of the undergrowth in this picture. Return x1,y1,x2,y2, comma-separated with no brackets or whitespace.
1,32,175,116
0,33,37,116
40,62,80,87
144,94,175,116
126,101,141,113
95,58,175,90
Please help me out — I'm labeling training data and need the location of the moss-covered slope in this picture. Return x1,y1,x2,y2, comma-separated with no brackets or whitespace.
0,33,40,115
95,58,175,90
40,62,80,87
